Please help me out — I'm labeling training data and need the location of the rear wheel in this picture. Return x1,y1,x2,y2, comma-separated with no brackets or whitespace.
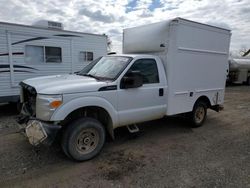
190,101,207,128
61,117,105,161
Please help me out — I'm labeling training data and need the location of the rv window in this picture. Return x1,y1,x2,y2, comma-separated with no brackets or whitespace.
128,59,159,84
45,47,62,63
25,45,44,63
25,45,62,63
80,51,94,62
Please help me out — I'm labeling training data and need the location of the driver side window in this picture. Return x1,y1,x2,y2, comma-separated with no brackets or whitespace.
128,59,159,84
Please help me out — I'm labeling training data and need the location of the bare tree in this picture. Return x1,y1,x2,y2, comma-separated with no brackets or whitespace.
239,45,250,57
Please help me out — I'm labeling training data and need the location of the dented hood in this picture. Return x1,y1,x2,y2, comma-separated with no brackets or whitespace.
22,74,108,94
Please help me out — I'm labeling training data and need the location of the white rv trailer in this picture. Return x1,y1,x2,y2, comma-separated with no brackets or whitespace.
228,57,250,85
0,20,107,103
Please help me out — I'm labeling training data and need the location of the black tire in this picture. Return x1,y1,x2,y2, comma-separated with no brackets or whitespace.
61,117,105,161
61,129,73,159
190,101,207,128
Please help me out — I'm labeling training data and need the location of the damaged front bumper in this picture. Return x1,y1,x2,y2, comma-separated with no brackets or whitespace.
17,116,61,146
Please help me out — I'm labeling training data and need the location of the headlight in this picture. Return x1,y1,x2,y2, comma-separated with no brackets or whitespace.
36,94,63,120
38,94,63,109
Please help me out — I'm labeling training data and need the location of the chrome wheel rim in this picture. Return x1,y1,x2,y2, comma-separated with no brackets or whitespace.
75,128,99,154
195,106,205,124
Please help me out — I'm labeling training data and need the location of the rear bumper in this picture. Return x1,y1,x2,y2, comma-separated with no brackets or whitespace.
18,117,61,146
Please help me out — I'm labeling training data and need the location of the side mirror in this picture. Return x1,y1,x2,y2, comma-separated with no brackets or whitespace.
121,71,143,89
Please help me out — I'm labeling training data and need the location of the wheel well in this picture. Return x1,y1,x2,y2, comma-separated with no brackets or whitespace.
194,96,211,109
60,106,114,139
247,76,250,83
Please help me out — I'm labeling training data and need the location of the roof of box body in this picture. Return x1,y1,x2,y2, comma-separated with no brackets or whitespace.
175,17,231,32
124,17,231,33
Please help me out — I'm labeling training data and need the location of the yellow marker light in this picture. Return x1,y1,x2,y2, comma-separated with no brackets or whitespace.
50,100,62,108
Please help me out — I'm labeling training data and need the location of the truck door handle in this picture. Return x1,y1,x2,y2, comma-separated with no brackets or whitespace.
159,88,164,96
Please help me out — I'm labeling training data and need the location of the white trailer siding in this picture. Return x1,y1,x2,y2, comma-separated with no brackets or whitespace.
0,22,107,102
11,33,72,82
72,36,107,71
123,18,231,116
0,29,11,99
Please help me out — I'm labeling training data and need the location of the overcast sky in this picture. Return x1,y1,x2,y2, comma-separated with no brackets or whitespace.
0,0,249,54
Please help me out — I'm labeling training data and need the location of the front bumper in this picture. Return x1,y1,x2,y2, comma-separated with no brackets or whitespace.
18,118,61,146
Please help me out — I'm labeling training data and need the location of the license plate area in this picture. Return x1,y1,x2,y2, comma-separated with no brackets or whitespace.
26,120,47,146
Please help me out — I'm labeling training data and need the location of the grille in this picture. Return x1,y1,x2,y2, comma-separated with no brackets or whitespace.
20,82,37,116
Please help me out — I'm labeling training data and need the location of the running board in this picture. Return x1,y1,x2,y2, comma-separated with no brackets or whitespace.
126,124,139,133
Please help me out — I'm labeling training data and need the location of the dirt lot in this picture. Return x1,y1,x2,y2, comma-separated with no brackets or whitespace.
0,86,249,188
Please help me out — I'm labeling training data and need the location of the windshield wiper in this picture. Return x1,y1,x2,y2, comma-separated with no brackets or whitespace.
81,73,101,80
78,73,113,81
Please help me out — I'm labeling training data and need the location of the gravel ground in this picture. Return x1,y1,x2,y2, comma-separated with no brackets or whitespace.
0,86,249,188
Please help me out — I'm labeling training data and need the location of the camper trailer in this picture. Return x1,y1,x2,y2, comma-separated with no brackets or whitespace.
0,20,107,103
228,57,250,85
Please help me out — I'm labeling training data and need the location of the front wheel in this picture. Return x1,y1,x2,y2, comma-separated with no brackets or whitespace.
190,101,207,128
61,117,105,161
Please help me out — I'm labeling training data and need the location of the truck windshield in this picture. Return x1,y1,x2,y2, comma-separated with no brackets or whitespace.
77,56,132,80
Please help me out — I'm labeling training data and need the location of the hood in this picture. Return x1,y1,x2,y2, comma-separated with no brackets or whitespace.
22,74,108,94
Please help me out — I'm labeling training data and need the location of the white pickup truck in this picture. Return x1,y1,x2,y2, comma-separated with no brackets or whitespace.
18,18,231,161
